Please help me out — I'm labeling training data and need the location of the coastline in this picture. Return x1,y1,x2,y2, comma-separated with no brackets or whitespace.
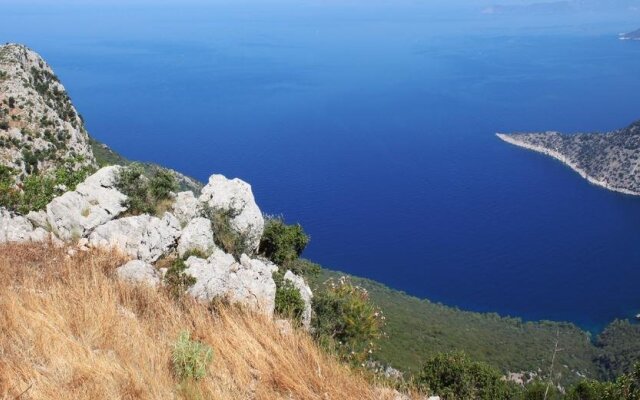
496,133,640,197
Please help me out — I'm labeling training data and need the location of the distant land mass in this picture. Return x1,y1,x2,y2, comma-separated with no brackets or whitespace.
483,0,640,14
497,120,640,196
620,28,640,40
482,1,572,14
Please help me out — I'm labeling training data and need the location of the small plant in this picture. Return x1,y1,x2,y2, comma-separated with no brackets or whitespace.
199,205,252,259
273,271,305,323
172,331,213,381
164,257,197,299
312,277,385,364
259,216,309,266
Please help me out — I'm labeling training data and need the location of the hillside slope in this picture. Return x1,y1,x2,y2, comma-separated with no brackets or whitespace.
0,243,403,400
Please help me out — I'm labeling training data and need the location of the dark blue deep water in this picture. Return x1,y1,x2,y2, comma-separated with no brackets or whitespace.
3,1,640,330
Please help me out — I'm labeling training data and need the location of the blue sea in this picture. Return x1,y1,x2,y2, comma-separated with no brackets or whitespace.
3,1,640,331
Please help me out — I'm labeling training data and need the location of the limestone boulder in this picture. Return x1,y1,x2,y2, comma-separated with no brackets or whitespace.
89,212,181,263
177,217,215,258
184,249,277,315
0,208,50,243
198,174,264,252
284,270,314,330
46,166,127,240
172,191,199,226
115,260,161,287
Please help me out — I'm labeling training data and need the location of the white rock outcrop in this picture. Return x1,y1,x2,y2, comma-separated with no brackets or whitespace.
284,270,314,329
0,208,50,243
199,174,264,252
184,249,278,315
172,191,200,226
46,166,127,240
89,212,181,263
177,217,215,258
115,260,161,287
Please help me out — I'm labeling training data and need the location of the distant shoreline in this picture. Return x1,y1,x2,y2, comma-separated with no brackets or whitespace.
496,133,640,197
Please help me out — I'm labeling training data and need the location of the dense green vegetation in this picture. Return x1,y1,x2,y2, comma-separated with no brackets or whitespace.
307,266,640,388
595,320,640,380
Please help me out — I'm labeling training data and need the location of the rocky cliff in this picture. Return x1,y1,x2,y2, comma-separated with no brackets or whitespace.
0,44,96,177
497,120,640,196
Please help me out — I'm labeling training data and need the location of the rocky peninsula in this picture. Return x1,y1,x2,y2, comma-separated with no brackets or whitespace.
620,28,640,41
497,120,640,196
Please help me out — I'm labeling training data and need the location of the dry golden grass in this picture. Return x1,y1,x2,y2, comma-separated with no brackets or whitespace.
0,243,402,400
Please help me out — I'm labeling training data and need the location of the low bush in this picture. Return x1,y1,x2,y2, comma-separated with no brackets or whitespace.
172,331,213,381
259,216,309,266
415,352,521,400
164,257,197,299
115,164,177,215
312,277,385,364
273,271,306,323
199,205,252,259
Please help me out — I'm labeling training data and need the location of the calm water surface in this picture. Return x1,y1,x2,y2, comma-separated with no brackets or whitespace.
3,1,640,330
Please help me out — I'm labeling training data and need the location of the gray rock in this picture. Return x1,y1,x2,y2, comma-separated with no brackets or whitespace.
26,210,49,229
0,208,50,243
284,270,313,330
46,166,127,240
184,249,277,315
177,217,215,258
115,260,161,287
89,212,181,263
172,191,199,226
198,174,264,252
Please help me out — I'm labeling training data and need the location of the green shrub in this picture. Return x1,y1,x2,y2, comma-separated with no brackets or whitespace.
311,277,385,363
566,363,640,400
259,216,309,266
415,352,521,400
115,164,177,215
273,271,305,323
0,120,9,130
150,168,178,200
172,331,213,381
199,205,251,259
522,381,561,400
164,257,197,299
0,162,93,214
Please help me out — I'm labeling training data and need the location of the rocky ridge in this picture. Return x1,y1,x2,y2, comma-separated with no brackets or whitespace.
0,43,96,177
497,120,640,196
